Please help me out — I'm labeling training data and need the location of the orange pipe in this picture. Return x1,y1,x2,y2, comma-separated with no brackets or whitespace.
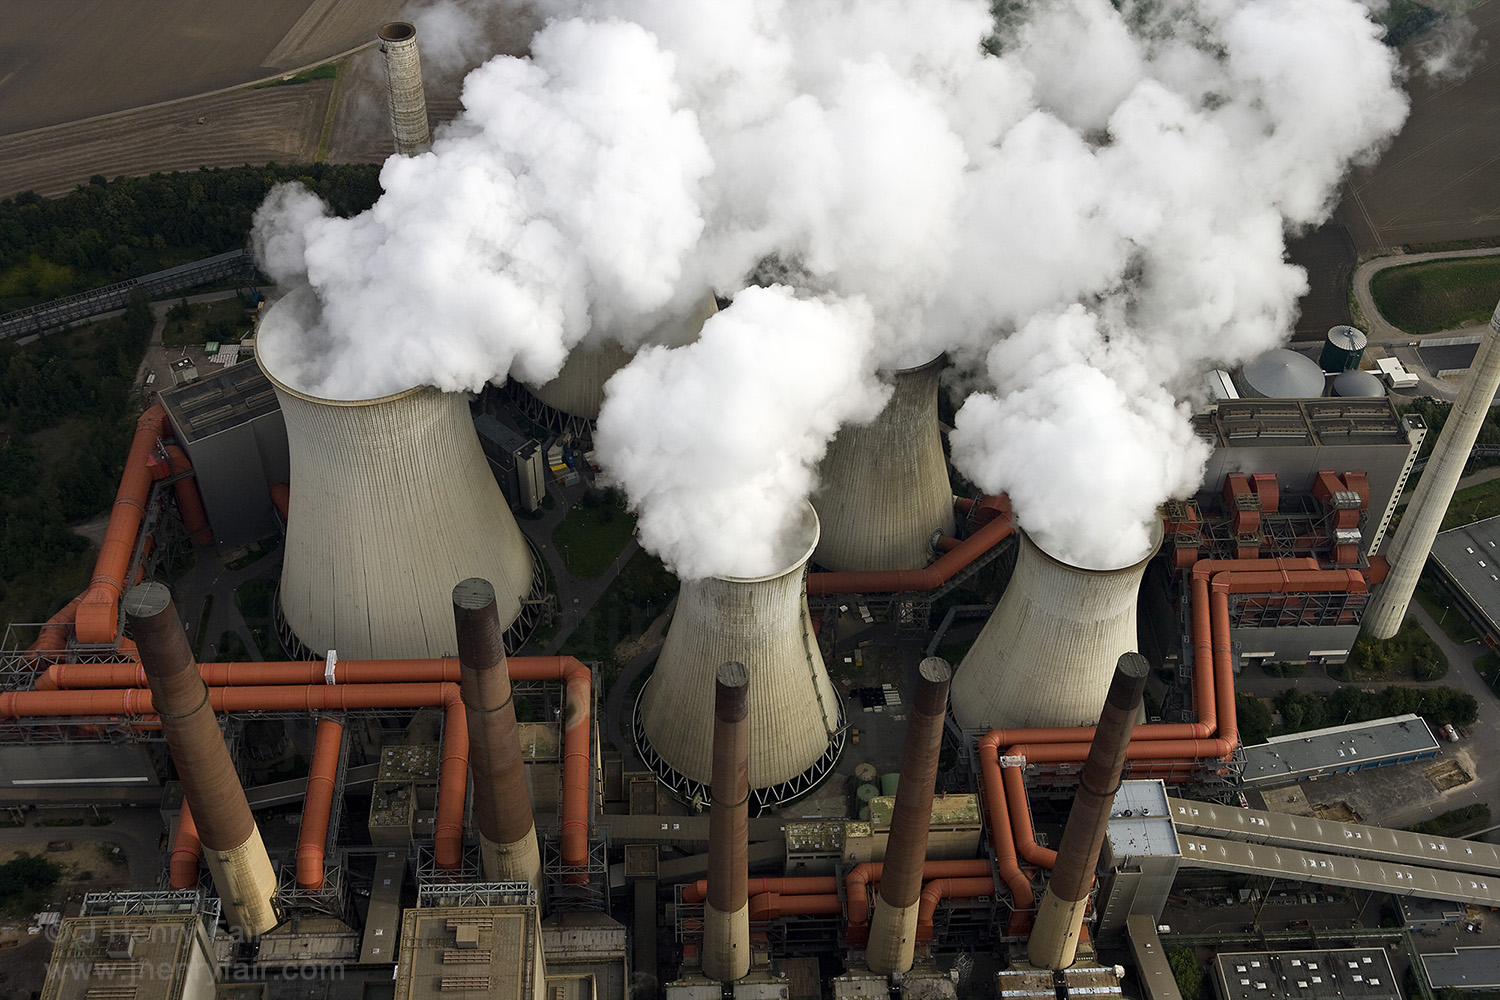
168,802,201,890
748,892,845,921
844,859,990,926
296,718,344,889
26,595,82,668
916,877,995,941
270,483,290,522
33,656,599,691
76,405,172,643
1001,765,1056,868
681,876,835,904
807,497,1012,595
435,701,468,870
160,445,214,546
976,732,1037,913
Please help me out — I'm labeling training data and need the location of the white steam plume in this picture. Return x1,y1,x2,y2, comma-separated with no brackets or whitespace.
255,0,1410,576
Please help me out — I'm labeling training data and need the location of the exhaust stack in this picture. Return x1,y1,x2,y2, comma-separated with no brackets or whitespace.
123,582,277,936
812,355,954,571
1027,652,1149,969
703,661,751,982
867,657,953,975
1364,300,1500,637
635,503,843,810
951,523,1160,730
453,578,541,893
378,22,430,156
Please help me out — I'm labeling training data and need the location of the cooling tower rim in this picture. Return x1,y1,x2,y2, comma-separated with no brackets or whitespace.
1018,516,1164,575
379,21,417,42
258,350,431,408
884,352,947,378
709,502,820,585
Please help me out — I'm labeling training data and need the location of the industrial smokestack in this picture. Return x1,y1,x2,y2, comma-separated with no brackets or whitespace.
703,661,751,982
260,319,537,660
123,582,277,936
1364,301,1500,638
635,503,843,810
453,577,541,893
378,22,430,156
950,523,1160,730
811,355,955,572
1027,652,1149,969
867,657,953,975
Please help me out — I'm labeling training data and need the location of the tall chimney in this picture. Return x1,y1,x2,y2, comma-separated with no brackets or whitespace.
867,657,952,975
453,578,541,893
378,22,431,156
123,582,277,936
703,661,751,982
1026,652,1149,969
951,524,1160,730
1364,300,1500,638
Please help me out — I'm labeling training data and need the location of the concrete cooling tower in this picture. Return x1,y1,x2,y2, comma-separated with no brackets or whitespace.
262,360,539,660
811,355,954,571
950,522,1162,731
517,294,720,432
633,503,844,810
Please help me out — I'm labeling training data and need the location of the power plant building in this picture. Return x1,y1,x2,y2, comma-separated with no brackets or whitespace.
41,913,218,1000
475,413,547,513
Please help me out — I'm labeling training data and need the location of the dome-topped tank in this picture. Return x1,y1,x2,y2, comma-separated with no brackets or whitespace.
1320,326,1369,373
1239,348,1327,399
1331,368,1386,398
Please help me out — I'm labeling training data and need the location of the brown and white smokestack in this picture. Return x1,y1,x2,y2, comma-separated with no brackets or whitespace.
123,582,277,936
867,657,952,975
703,661,751,982
453,578,541,894
1027,651,1149,969
378,22,431,156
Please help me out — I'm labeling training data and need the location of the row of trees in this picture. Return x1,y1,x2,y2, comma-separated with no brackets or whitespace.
0,163,381,308
1275,684,1479,732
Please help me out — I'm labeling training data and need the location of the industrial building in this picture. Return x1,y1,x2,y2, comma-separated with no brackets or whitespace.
1240,714,1442,788
1428,513,1500,647
1212,949,1400,1000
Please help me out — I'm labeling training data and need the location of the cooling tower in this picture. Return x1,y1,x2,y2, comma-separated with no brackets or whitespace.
1365,300,1500,638
522,294,720,427
378,22,431,156
262,360,537,660
812,355,955,571
950,523,1161,731
634,503,843,810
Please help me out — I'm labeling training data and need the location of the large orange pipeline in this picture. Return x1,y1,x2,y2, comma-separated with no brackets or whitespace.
681,876,836,904
435,702,468,870
844,859,990,926
168,802,201,890
34,655,591,691
807,497,1013,595
154,445,213,546
749,892,845,921
916,877,996,941
296,718,344,889
26,596,82,666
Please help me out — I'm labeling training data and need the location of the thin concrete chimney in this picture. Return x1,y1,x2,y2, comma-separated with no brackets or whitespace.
1364,300,1500,638
1027,652,1149,969
867,657,952,975
123,582,277,936
453,578,541,894
378,22,431,156
703,661,751,982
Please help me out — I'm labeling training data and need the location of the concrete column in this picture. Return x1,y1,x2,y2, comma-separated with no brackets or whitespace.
703,662,751,982
1027,652,1149,969
124,582,277,936
1364,301,1500,638
867,657,952,974
378,22,431,155
454,578,541,894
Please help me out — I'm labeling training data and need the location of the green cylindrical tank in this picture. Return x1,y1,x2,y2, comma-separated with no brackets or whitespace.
859,806,870,822
880,773,900,797
1320,326,1368,373
855,762,878,783
856,783,880,804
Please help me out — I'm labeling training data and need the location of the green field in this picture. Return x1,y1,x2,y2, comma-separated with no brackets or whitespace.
1439,475,1500,531
1370,255,1500,335
551,497,636,578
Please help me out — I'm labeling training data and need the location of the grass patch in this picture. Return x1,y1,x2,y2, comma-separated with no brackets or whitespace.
1405,803,1491,838
254,63,339,88
1439,476,1500,532
560,549,677,682
0,855,62,917
224,535,280,571
551,495,636,579
1414,572,1481,643
1370,255,1500,335
1259,661,1305,678
1334,618,1447,682
162,297,256,349
1476,652,1500,694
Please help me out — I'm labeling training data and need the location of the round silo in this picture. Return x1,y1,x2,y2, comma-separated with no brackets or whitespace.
1320,326,1369,373
811,355,955,572
1331,368,1386,398
634,503,844,811
1238,348,1328,399
260,322,538,660
950,522,1162,731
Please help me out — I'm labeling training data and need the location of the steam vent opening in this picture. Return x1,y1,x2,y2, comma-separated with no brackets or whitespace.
257,294,540,660
379,21,416,43
634,503,844,812
949,519,1163,731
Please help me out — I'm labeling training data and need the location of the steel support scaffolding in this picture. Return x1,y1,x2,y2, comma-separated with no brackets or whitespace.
416,882,535,908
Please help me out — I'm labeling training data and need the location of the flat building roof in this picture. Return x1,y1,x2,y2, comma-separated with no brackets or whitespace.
159,359,280,443
41,914,210,1000
394,905,544,1000
1214,948,1398,1000
1106,780,1179,860
1241,714,1440,786
1431,514,1500,639
1196,399,1410,448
